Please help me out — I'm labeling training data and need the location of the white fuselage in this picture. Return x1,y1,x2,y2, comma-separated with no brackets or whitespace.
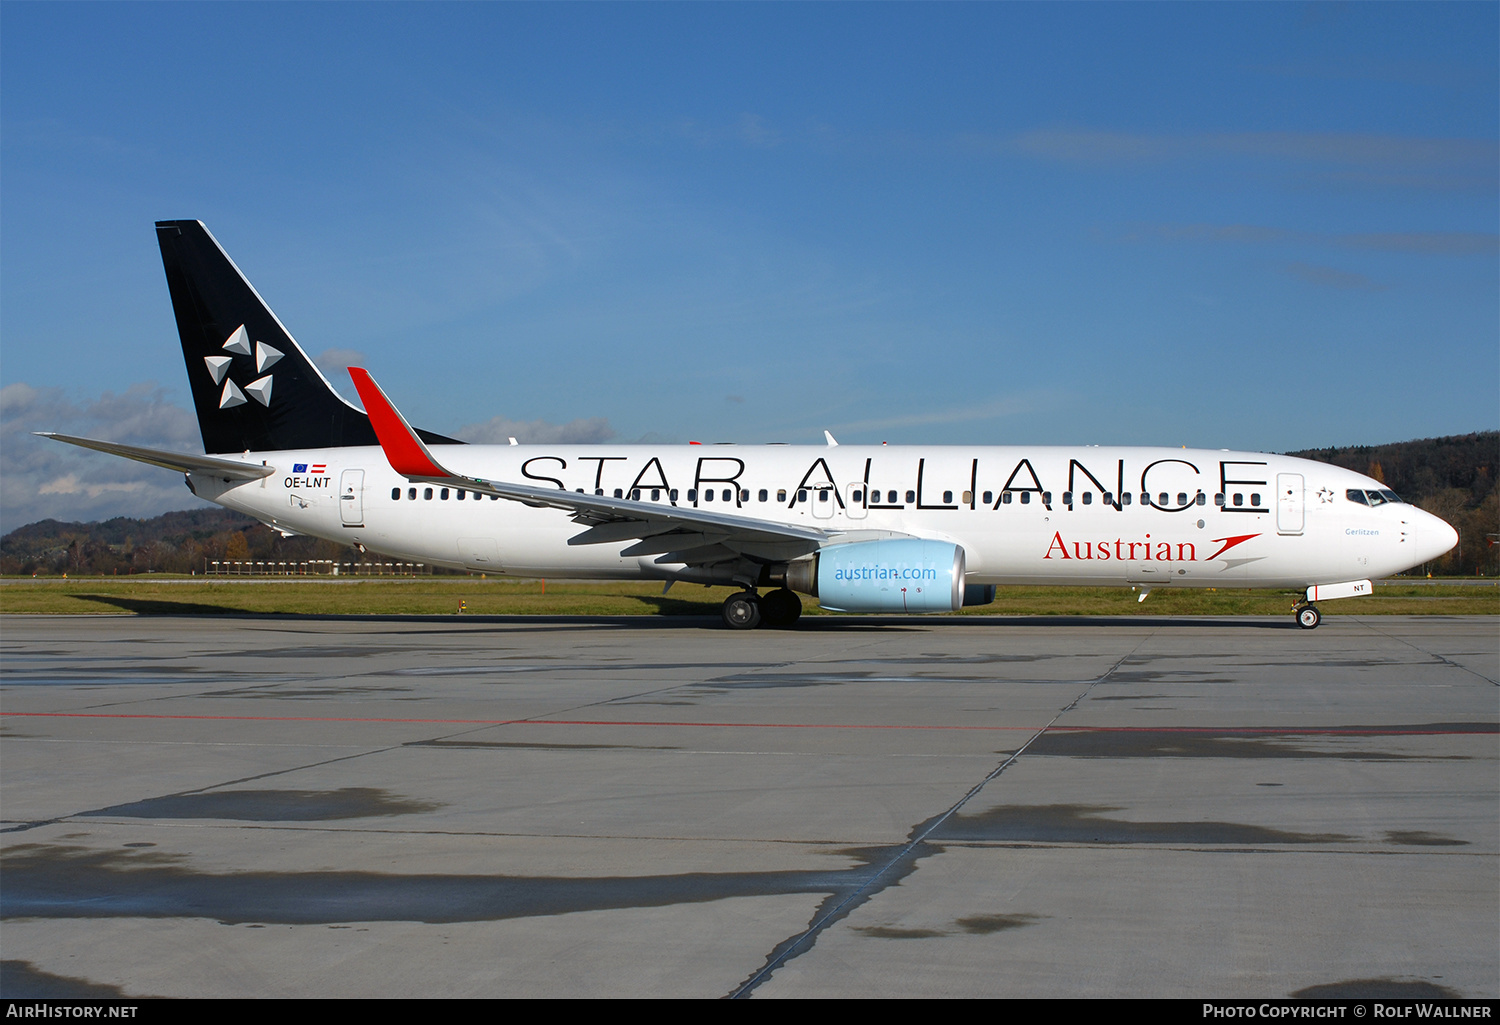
193,444,1457,589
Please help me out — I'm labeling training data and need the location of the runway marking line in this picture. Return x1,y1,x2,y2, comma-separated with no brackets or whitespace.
0,712,1491,735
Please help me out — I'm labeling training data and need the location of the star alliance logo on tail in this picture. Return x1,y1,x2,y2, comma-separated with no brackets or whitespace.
206,325,282,409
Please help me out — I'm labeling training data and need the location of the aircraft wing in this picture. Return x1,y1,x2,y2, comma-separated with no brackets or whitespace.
35,433,277,481
347,369,830,561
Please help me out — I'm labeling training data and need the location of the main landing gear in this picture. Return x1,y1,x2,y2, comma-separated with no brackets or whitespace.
720,588,803,630
1294,603,1322,630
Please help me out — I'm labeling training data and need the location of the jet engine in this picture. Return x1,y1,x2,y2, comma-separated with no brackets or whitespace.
784,538,966,613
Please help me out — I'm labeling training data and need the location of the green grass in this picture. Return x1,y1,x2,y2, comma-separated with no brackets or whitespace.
1,577,1495,617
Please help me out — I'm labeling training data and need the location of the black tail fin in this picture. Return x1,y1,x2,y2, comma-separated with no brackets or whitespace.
155,220,460,454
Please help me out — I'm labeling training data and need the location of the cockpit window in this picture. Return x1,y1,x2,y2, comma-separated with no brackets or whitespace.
1378,489,1402,504
1364,490,1389,507
1346,489,1368,506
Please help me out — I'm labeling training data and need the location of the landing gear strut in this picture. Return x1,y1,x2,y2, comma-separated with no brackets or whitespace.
721,590,761,630
1294,603,1321,630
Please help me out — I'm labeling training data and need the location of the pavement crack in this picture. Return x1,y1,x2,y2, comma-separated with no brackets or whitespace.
727,634,1157,998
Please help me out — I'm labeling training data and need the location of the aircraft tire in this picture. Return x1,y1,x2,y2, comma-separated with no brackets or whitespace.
759,588,802,628
1296,604,1321,630
721,591,762,630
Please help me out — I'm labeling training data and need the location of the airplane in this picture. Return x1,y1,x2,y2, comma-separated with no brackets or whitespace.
39,220,1459,630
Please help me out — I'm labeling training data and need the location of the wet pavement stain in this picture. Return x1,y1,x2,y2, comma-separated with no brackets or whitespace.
933,804,1353,845
850,911,1046,941
1383,830,1468,846
0,843,867,925
0,665,252,687
1291,979,1462,999
392,662,766,676
78,787,442,822
0,959,133,999
203,684,417,700
955,912,1045,934
1021,725,1490,760
699,672,992,690
407,739,681,752
1105,670,1232,684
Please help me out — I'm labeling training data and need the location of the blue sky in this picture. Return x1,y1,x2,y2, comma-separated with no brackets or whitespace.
2,2,1496,527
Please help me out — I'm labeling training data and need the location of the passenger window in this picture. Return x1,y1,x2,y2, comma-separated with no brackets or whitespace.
1062,491,1073,505
739,489,749,502
1251,493,1261,506
818,489,829,502
651,489,660,501
982,491,993,505
1214,493,1225,506
457,489,465,501
962,491,972,504
724,489,733,502
942,490,953,503
1177,493,1187,506
1121,492,1131,506
1020,492,1030,505
704,489,714,502
777,489,787,502
670,489,679,501
595,488,604,496
391,488,400,500
1042,492,1052,505
852,489,864,503
1002,491,1013,505
490,494,498,500
905,490,915,503
1082,492,1092,505
688,489,697,502
613,488,623,498
1196,492,1206,506
408,488,417,500
758,489,768,502
440,488,449,500
1233,493,1243,506
1158,493,1168,506
888,491,898,503
631,488,641,500
424,488,433,500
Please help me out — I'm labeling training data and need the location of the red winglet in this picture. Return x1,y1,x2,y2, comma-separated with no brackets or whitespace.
347,367,451,478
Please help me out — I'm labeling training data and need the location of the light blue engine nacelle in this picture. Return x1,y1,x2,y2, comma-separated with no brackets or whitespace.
791,539,967,614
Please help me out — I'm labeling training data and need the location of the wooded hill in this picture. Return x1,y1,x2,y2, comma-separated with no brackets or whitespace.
5,431,1496,576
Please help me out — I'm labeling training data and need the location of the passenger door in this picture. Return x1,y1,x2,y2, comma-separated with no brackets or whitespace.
340,469,365,526
1276,473,1304,535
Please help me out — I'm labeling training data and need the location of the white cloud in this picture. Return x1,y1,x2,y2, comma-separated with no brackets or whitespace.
1,382,207,531
455,415,615,445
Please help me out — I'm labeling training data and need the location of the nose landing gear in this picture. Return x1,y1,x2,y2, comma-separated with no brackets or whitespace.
1294,603,1321,629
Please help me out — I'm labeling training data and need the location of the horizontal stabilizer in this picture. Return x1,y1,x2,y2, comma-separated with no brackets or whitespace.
35,433,276,480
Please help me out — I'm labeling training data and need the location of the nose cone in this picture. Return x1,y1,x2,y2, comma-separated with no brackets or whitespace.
1416,510,1459,564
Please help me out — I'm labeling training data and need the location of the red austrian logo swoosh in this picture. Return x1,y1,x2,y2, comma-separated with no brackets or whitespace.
1207,534,1260,560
